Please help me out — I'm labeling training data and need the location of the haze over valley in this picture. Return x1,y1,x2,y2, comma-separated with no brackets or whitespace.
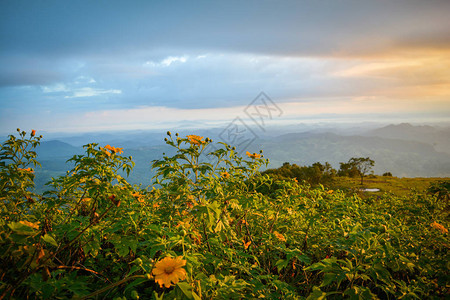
16,122,448,192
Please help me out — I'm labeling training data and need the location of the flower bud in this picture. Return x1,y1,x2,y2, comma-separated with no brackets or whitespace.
167,131,171,136
17,128,20,132
164,138,168,142
31,129,36,137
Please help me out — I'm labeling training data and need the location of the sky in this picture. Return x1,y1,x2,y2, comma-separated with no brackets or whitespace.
1,0,449,135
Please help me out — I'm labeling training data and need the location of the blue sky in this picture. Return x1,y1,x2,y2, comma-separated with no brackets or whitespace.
1,0,449,134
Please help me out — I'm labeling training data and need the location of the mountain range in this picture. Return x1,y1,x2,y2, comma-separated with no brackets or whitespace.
4,123,448,192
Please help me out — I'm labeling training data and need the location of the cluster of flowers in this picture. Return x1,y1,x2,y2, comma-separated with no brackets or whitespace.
246,151,261,159
102,145,124,157
430,221,448,233
186,134,206,146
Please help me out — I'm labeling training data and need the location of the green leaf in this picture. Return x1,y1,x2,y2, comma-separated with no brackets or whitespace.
307,286,327,300
177,282,193,299
154,291,165,300
321,273,337,287
7,221,37,235
275,259,289,272
42,234,58,247
214,220,225,233
192,291,201,300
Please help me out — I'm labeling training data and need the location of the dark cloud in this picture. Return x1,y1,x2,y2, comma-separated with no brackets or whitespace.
1,0,449,59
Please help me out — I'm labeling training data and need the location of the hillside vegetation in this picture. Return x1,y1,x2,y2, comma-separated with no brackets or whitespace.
1,130,449,299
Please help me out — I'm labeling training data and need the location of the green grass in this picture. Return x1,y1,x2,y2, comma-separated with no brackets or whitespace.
331,175,449,197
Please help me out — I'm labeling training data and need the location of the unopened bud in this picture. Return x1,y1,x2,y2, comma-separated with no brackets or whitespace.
167,131,171,136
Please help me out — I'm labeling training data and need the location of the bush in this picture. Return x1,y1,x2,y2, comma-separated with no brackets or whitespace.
1,130,448,299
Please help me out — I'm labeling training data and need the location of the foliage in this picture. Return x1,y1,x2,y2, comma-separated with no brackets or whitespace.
427,180,449,205
262,161,336,186
1,130,449,299
339,157,375,185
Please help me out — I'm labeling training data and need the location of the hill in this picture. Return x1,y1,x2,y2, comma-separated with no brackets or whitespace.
366,123,450,154
29,124,450,192
255,132,450,177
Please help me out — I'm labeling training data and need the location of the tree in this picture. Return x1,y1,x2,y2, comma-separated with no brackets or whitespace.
338,162,359,178
347,157,375,185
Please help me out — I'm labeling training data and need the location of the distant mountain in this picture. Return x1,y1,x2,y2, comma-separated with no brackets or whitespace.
26,123,450,192
366,123,450,154
36,140,83,159
252,132,450,177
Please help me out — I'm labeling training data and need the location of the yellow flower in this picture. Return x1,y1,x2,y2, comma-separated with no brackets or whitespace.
152,256,187,288
431,221,448,234
18,168,34,173
221,172,230,179
132,192,144,203
186,135,205,146
19,220,40,230
246,151,261,159
105,145,124,154
243,240,252,249
273,231,286,242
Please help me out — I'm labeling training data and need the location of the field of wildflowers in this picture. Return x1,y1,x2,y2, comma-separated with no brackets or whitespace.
0,130,448,299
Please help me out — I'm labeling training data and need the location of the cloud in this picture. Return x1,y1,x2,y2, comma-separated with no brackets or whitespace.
2,1,449,59
74,76,96,84
3,94,448,135
41,83,70,93
143,56,188,70
1,1,449,134
64,87,122,98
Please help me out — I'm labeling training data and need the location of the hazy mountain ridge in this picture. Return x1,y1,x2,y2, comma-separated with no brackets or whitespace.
6,123,449,192
257,132,450,177
365,123,450,155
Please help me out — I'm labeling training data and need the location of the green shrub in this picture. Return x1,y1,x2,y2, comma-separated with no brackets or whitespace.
1,131,448,299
